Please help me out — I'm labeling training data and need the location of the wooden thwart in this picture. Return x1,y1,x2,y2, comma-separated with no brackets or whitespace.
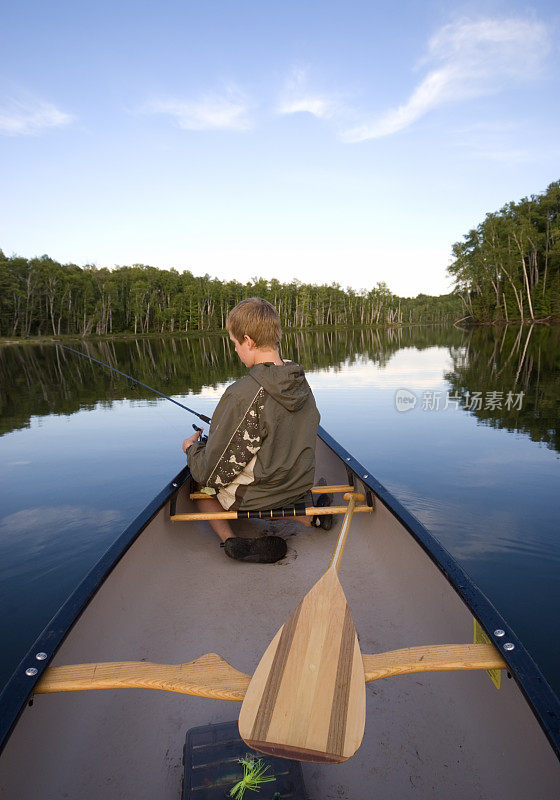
35,644,506,701
171,504,372,522
35,653,250,701
177,484,372,521
362,643,506,682
189,484,354,501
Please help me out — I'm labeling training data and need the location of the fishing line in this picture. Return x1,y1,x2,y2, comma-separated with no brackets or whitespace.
58,344,212,424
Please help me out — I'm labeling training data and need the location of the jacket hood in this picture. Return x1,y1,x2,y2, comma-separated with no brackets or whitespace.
249,362,311,412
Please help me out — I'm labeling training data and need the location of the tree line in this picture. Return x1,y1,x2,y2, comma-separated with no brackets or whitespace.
0,250,460,338
448,180,560,323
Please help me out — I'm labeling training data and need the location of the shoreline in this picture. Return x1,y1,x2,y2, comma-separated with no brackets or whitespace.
0,322,439,346
454,317,560,328
2,318,560,346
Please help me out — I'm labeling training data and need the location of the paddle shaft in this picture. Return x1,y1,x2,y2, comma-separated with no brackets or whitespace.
328,492,363,573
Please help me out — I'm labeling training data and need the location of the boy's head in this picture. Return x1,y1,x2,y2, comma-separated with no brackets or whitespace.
226,297,282,351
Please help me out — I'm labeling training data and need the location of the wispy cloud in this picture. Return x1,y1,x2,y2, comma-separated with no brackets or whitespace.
342,17,550,142
143,85,252,131
276,67,344,120
0,97,74,136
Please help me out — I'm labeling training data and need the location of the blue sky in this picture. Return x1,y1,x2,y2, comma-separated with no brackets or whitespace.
1,0,559,296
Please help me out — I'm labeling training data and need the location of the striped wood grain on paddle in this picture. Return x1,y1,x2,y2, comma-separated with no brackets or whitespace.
238,569,365,763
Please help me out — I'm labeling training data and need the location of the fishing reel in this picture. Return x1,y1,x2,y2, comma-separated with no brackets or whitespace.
192,424,208,444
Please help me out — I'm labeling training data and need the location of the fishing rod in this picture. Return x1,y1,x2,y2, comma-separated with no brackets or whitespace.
58,344,212,424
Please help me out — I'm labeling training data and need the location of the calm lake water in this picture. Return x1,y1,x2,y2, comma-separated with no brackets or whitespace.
1,325,559,698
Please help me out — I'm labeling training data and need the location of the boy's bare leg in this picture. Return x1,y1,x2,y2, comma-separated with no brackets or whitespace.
195,497,235,543
195,496,312,537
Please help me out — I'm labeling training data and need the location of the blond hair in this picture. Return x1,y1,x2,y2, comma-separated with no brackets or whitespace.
226,297,282,349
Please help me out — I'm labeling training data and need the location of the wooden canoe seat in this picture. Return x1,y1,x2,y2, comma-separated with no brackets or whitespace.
34,644,506,700
170,484,374,522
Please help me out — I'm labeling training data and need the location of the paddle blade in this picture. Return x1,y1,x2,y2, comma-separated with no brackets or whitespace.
238,569,365,763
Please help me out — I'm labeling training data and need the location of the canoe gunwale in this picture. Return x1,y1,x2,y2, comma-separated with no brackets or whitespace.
0,466,191,753
317,424,560,761
0,426,559,763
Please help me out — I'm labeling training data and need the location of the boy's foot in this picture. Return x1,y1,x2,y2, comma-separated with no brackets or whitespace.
223,536,287,563
312,488,334,531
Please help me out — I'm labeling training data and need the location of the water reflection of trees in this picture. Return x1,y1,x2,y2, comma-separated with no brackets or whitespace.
0,326,464,436
4,324,559,455
445,325,560,452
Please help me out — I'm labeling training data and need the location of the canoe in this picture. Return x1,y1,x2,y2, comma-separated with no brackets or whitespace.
0,426,559,798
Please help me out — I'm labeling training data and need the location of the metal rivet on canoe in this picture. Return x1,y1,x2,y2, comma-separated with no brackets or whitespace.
363,474,368,478
503,643,515,651
25,668,38,677
494,629,505,637
346,457,351,461
172,482,178,488
35,652,47,661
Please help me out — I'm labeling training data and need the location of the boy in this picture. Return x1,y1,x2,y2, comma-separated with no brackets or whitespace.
182,297,320,563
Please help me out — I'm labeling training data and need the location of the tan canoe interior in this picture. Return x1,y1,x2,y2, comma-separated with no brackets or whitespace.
1,437,559,798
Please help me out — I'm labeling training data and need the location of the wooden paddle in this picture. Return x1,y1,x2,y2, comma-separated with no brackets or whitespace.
238,492,367,764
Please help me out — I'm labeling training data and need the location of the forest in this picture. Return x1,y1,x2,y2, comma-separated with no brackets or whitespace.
0,250,459,338
448,180,560,323
4,179,558,337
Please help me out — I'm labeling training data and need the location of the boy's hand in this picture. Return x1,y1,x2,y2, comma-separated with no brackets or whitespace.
182,429,201,453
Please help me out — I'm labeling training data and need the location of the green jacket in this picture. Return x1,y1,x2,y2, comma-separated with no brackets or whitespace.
187,362,320,510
